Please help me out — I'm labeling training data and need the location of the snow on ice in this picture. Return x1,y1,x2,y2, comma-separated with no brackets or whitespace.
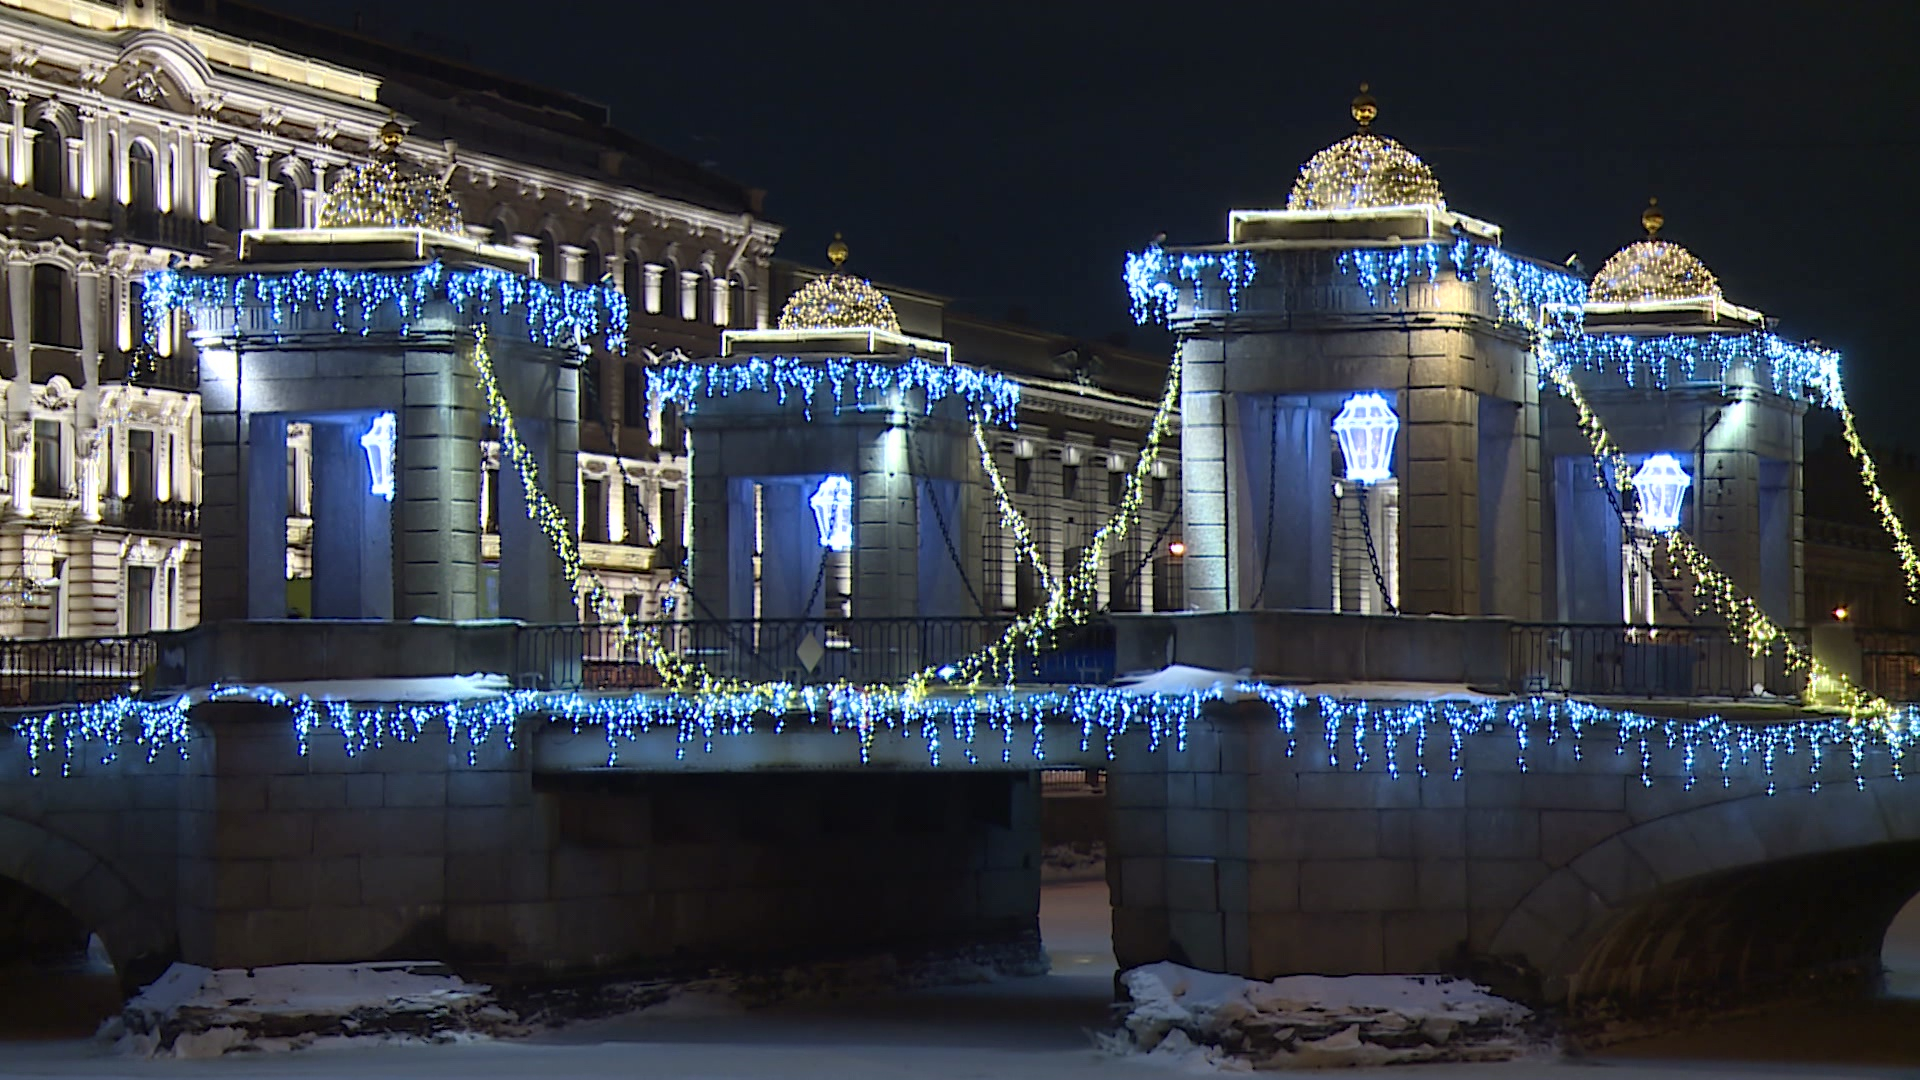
1116,962,1542,1069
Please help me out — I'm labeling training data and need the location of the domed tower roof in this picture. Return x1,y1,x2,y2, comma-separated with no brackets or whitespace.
777,233,902,333
1588,199,1721,304
1287,85,1444,212
318,118,464,233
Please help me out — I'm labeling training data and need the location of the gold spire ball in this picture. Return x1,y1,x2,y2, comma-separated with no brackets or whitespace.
777,232,903,334
316,115,464,233
1588,198,1722,305
1287,84,1444,212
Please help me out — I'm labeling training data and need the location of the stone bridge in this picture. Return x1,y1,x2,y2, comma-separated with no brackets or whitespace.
0,614,1910,1018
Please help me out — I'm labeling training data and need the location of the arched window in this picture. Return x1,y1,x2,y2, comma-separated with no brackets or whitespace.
213,159,244,232
730,275,753,329
622,361,644,426
581,240,603,286
538,232,559,282
272,173,301,229
489,217,511,246
31,265,70,347
127,141,158,215
31,120,62,197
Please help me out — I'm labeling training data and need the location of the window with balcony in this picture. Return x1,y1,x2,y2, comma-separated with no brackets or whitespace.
272,173,301,228
127,141,158,215
31,120,62,197
128,428,155,506
624,481,648,546
213,160,244,232
32,420,62,498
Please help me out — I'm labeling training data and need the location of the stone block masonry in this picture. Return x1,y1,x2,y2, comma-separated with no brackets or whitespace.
1105,696,1920,1015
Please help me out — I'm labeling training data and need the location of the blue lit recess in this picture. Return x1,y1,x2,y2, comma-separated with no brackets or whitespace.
11,684,1916,793
141,262,629,353
648,355,1022,426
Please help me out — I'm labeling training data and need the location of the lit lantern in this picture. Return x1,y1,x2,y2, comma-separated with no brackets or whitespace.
359,411,396,502
809,474,853,552
1332,392,1399,485
1630,454,1691,532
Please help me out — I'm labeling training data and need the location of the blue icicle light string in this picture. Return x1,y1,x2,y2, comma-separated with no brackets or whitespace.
142,262,629,353
648,354,1023,426
10,684,1916,794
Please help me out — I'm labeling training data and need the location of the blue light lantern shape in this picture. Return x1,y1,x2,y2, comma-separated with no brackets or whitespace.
1631,454,1691,532
809,475,854,552
360,412,396,502
1332,392,1400,485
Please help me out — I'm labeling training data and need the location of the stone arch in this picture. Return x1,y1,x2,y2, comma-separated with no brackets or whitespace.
117,33,217,104
0,814,172,989
25,99,79,141
1491,777,1920,1011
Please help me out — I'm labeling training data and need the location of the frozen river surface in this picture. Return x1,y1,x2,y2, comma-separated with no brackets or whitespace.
1,882,1918,1079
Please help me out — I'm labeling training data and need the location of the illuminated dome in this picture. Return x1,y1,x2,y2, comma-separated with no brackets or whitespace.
1589,199,1722,304
776,233,902,333
1287,86,1444,211
317,119,463,233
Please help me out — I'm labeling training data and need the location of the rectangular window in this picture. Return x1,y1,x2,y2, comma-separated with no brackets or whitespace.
1013,456,1032,495
484,465,500,533
625,482,648,546
1108,467,1125,506
1062,465,1079,501
128,428,155,505
31,265,64,346
1110,550,1141,612
126,565,154,634
582,478,607,543
1153,554,1185,613
659,402,685,454
657,486,682,567
32,420,61,497
1152,476,1167,510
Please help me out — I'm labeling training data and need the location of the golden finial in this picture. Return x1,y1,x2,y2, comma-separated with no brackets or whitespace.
1351,82,1377,132
377,114,405,153
826,231,849,270
1642,197,1664,240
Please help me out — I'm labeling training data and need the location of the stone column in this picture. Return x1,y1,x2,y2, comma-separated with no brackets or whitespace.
395,347,483,621
853,424,917,619
243,413,288,619
8,91,26,186
1400,386,1480,615
1180,338,1229,612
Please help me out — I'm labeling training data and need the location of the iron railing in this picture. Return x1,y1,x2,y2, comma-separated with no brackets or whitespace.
516,617,1118,691
0,635,154,707
101,499,200,537
126,348,201,393
1508,623,1807,699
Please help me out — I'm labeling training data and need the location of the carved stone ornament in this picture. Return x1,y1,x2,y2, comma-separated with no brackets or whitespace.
124,63,163,104
33,375,78,412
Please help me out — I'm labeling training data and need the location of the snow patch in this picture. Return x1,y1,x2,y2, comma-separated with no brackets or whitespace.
190,674,511,704
1114,962,1542,1069
1113,665,1252,697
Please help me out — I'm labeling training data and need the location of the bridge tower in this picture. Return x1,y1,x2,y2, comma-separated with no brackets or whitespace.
1551,200,1805,628
1156,89,1542,619
173,121,581,626
666,237,1010,681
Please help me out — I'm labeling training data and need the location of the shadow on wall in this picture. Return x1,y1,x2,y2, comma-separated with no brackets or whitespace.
1566,841,1920,1015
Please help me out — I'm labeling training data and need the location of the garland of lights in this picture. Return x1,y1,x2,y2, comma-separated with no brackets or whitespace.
1540,332,1841,401
973,422,1056,599
142,262,628,354
1122,246,1259,323
648,354,1021,426
13,681,1915,795
943,346,1184,689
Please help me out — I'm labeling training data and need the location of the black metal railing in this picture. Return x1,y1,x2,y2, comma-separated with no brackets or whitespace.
517,616,1118,691
0,635,154,707
102,499,199,536
108,205,206,252
127,347,200,393
1508,623,1807,699
1859,630,1920,703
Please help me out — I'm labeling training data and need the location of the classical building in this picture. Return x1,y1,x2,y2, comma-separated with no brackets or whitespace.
0,0,778,636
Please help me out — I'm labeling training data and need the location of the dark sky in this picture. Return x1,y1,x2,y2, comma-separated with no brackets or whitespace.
260,0,1919,444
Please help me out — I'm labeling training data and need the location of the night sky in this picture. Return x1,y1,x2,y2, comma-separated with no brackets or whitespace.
259,0,1919,444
